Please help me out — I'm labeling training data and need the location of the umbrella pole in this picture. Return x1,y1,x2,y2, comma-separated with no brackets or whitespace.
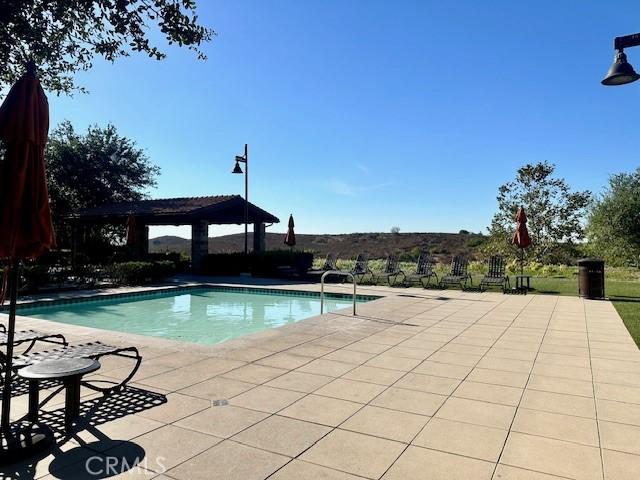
1,259,18,433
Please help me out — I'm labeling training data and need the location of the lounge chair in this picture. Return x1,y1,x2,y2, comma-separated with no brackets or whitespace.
320,253,338,271
3,341,142,393
375,255,406,286
480,255,510,292
0,327,67,353
405,252,439,287
350,254,373,283
439,256,472,289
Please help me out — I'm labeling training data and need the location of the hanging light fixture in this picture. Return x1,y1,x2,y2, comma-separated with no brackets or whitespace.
602,49,640,86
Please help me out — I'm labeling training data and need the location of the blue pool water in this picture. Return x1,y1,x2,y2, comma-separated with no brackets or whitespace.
16,288,372,345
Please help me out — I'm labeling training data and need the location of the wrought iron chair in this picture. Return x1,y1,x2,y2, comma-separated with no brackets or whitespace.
479,255,510,292
405,251,439,287
375,254,406,286
439,256,472,290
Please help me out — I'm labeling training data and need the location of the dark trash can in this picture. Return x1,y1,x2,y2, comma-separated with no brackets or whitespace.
577,258,605,299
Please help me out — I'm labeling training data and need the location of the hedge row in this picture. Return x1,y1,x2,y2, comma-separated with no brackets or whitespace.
202,251,314,277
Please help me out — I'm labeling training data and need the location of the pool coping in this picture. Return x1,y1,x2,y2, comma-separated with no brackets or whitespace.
1,283,382,313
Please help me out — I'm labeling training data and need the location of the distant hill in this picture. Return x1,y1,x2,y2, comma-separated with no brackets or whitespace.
149,232,487,261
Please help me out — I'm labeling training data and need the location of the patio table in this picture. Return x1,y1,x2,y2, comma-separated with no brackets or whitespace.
18,358,100,433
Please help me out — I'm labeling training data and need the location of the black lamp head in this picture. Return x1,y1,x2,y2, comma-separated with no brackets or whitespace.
232,161,243,174
602,50,640,86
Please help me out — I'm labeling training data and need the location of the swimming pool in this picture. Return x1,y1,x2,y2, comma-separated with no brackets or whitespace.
14,287,376,345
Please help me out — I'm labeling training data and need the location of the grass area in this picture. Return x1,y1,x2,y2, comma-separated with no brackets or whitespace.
313,258,640,348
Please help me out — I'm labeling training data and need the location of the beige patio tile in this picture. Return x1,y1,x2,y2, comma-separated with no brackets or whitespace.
428,351,483,367
595,382,640,404
74,415,164,448
269,460,363,479
371,387,446,416
229,385,304,413
222,364,288,384
500,432,602,480
178,376,255,400
435,397,516,430
511,408,599,446
492,464,569,479
300,429,405,479
344,341,392,354
453,380,523,406
520,390,596,418
219,347,273,362
393,372,461,395
287,343,335,358
255,352,312,369
315,378,387,403
467,368,529,388
527,374,594,397
323,349,376,364
597,398,640,426
166,440,288,480
341,405,429,442
106,424,221,472
279,394,362,427
364,354,422,371
476,357,533,374
531,363,593,382
413,417,508,462
136,392,210,423
599,421,640,456
175,404,268,438
265,371,333,393
602,449,640,480
296,358,355,377
342,365,405,385
412,360,473,379
381,445,495,480
232,415,330,456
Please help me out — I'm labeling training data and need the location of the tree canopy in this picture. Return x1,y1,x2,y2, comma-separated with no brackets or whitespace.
587,169,640,266
487,161,591,263
45,121,160,241
0,0,214,94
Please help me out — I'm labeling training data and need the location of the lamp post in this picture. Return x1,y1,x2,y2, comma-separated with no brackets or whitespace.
602,33,640,85
232,144,249,254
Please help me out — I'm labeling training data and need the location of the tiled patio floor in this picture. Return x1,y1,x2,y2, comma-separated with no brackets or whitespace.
1,280,639,479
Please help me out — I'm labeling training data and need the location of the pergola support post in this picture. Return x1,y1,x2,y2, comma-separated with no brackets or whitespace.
253,223,265,253
191,220,209,274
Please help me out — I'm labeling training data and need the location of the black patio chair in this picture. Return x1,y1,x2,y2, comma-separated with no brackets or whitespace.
350,254,373,283
405,251,439,288
2,341,142,393
0,327,67,354
480,255,510,292
375,254,406,286
439,256,472,290
320,253,338,271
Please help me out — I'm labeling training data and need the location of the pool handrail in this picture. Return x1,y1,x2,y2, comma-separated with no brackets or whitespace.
320,270,357,316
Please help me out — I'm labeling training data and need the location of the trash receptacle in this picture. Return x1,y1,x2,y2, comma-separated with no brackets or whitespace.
577,258,605,299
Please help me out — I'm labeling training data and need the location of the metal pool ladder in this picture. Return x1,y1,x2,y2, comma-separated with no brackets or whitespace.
320,270,357,316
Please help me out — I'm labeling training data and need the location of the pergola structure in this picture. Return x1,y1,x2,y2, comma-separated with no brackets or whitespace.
68,195,280,272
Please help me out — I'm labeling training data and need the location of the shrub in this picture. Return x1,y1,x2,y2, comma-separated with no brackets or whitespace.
202,251,314,277
21,265,51,290
106,260,176,285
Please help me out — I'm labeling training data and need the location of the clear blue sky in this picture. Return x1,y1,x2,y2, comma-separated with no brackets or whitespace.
48,0,640,239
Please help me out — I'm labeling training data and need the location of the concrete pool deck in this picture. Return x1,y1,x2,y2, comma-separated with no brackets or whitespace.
1,279,639,479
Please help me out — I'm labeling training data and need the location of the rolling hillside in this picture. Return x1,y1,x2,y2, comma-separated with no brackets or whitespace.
149,232,486,261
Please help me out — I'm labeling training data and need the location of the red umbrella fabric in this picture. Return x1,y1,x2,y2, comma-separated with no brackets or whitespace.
0,64,55,435
126,213,137,247
284,214,296,247
0,67,55,259
512,206,531,249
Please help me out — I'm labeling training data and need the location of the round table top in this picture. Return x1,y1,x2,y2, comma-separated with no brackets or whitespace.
18,358,100,380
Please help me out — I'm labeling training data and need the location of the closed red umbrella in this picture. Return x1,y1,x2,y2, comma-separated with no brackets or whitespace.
512,206,531,274
126,213,137,247
0,63,55,460
284,214,296,247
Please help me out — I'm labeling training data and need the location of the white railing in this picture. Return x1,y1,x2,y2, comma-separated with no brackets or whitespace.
320,270,357,316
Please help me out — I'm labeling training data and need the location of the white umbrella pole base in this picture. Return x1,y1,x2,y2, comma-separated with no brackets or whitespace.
0,420,53,466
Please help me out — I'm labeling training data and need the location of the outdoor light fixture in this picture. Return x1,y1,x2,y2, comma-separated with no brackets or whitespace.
231,145,249,254
602,33,640,86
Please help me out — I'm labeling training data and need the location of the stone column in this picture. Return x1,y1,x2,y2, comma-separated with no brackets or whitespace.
134,223,149,257
191,220,209,273
253,223,266,252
